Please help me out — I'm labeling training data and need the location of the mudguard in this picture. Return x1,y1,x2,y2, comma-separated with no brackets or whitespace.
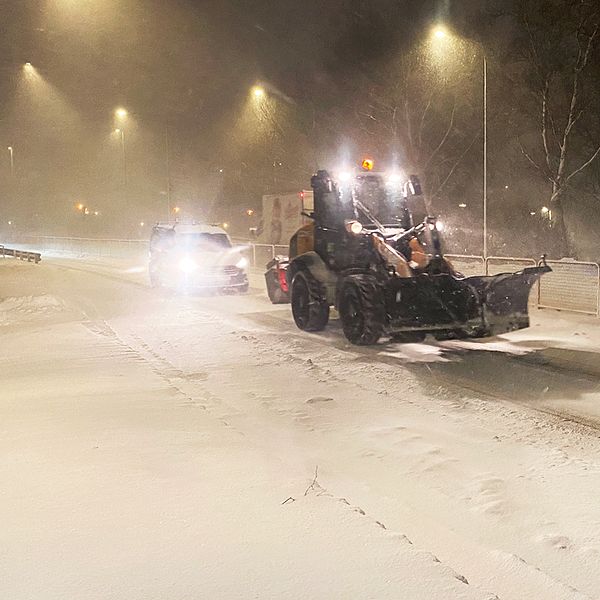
288,252,338,304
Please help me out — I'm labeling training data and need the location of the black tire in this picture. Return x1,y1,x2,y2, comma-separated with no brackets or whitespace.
291,270,329,332
338,274,385,345
390,331,427,343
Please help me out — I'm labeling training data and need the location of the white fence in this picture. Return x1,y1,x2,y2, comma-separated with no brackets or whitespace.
538,260,599,315
5,235,600,317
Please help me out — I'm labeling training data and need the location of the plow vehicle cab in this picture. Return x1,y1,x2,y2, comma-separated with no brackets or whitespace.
285,161,550,345
149,222,249,292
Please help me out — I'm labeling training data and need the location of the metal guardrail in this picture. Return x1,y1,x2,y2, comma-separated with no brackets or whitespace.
8,235,600,317
446,254,485,277
0,245,42,263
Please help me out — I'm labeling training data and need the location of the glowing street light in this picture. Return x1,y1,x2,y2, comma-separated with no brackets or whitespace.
433,26,447,39
246,209,255,217
173,206,181,214
7,146,14,176
115,107,128,120
252,86,265,99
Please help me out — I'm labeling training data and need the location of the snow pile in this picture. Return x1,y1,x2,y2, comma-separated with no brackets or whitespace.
0,294,66,326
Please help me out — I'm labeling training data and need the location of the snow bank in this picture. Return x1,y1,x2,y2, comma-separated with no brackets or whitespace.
0,294,66,326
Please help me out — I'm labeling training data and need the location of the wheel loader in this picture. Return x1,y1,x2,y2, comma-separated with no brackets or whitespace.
280,160,550,345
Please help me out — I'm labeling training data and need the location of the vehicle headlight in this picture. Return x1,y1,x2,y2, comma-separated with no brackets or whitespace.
179,256,197,273
345,220,363,235
236,257,248,269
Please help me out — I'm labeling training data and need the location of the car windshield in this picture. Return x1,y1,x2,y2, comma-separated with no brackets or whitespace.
177,233,232,251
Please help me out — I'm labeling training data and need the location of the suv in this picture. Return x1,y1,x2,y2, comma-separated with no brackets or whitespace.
149,222,249,292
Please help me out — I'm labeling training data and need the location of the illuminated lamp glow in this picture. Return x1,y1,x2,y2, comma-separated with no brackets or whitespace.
361,158,374,171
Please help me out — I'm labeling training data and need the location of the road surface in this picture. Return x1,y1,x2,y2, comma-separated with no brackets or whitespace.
2,257,600,600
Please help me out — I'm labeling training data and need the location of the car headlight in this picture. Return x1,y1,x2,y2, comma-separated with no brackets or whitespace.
236,257,248,269
179,256,197,273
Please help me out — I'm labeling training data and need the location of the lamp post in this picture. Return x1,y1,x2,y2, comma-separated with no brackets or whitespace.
114,128,127,186
113,107,174,220
114,108,128,187
432,27,488,259
482,55,488,259
7,146,14,177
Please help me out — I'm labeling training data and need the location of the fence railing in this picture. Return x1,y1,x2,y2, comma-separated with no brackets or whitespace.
5,235,600,318
538,260,599,316
0,245,42,263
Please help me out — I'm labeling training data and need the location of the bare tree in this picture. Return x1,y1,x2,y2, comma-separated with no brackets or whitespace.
346,46,482,212
517,0,600,256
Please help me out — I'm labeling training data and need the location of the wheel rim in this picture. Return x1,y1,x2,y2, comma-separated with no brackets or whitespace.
341,288,364,339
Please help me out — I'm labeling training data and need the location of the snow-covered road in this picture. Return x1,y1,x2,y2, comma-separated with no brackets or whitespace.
2,257,600,599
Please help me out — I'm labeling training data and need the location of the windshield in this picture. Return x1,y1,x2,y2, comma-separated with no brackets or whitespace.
177,233,232,250
354,175,406,227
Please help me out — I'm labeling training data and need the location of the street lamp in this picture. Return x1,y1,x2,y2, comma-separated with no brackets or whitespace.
114,128,127,186
431,25,488,259
7,146,14,176
252,85,265,99
113,108,173,220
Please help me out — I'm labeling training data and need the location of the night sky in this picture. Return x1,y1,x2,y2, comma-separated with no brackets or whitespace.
1,0,598,257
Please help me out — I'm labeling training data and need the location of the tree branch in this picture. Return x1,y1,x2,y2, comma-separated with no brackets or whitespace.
424,102,456,170
430,133,480,199
564,144,600,185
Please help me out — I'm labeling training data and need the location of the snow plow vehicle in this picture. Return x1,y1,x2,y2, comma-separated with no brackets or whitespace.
149,222,249,292
274,160,550,345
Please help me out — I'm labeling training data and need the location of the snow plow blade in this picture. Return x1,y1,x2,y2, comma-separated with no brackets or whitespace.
385,264,551,338
465,264,551,336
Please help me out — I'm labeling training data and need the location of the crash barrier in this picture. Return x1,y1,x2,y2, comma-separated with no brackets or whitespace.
11,235,147,260
0,245,42,263
9,235,600,317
